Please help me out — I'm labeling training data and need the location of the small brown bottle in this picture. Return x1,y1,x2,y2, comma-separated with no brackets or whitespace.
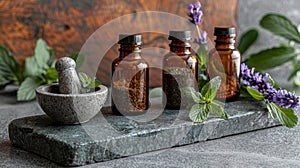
163,30,198,109
111,34,149,115
207,27,241,101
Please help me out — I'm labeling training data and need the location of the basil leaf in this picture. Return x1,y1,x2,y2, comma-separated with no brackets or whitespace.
211,101,228,120
189,103,210,123
246,46,297,71
246,87,264,100
201,76,221,102
34,39,50,69
17,77,44,101
267,102,298,128
24,57,43,77
260,13,300,43
238,29,259,55
0,46,22,84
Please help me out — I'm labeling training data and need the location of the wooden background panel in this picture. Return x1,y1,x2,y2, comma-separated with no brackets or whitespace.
0,0,238,87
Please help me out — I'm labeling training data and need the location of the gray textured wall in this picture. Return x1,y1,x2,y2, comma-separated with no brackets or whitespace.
238,0,300,89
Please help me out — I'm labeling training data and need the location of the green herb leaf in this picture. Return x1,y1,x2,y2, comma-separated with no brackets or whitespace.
246,46,297,71
288,63,300,81
246,87,264,100
45,68,58,83
190,90,205,104
0,46,22,84
78,72,89,88
34,39,50,69
211,101,228,120
189,103,210,123
260,13,300,43
17,77,44,101
47,48,56,68
266,74,280,88
267,102,298,128
24,57,43,78
88,79,101,88
201,76,221,102
238,29,259,55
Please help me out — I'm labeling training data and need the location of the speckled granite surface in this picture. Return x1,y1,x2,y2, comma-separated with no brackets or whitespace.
8,97,279,166
1,86,300,167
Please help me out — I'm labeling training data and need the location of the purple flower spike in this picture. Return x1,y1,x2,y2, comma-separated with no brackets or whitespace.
241,63,300,110
188,1,203,25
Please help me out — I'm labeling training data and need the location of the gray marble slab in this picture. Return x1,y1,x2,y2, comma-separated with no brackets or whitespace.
8,98,280,166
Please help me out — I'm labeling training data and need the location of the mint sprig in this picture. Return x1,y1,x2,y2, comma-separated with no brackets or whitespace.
188,76,228,123
242,85,298,128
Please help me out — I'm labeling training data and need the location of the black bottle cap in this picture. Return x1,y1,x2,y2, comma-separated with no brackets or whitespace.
214,27,236,37
118,34,142,45
169,30,191,41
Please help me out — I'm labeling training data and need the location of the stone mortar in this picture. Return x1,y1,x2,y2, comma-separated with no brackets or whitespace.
36,84,108,125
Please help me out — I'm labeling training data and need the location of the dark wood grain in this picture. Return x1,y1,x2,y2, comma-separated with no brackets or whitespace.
0,0,238,87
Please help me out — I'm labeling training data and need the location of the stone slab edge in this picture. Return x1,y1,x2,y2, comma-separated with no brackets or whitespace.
8,110,280,166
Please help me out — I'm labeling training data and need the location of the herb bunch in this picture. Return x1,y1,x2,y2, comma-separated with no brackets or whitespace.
241,63,299,128
239,13,300,87
0,39,100,101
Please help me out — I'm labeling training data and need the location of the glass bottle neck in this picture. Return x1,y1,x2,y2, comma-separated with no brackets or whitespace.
215,36,236,50
169,40,191,55
119,44,142,58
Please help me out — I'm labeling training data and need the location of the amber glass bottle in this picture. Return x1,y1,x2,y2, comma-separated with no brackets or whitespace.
207,27,241,101
111,34,149,115
163,30,198,109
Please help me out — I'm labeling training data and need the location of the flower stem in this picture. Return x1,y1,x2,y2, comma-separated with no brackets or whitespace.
196,25,202,40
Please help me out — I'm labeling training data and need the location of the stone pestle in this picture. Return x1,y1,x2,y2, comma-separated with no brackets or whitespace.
55,57,82,94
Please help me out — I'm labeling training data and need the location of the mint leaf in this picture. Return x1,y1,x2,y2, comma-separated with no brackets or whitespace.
189,103,210,123
34,39,50,69
45,68,58,83
190,91,205,104
201,76,221,102
238,29,259,55
17,77,44,101
246,46,297,71
266,74,280,88
260,13,300,43
78,72,89,88
267,102,298,128
47,48,56,68
24,57,43,77
0,46,22,84
246,87,265,100
88,79,101,88
211,101,228,120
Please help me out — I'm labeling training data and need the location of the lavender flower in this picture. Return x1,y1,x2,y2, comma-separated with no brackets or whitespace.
188,1,203,25
188,1,207,45
241,63,300,110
